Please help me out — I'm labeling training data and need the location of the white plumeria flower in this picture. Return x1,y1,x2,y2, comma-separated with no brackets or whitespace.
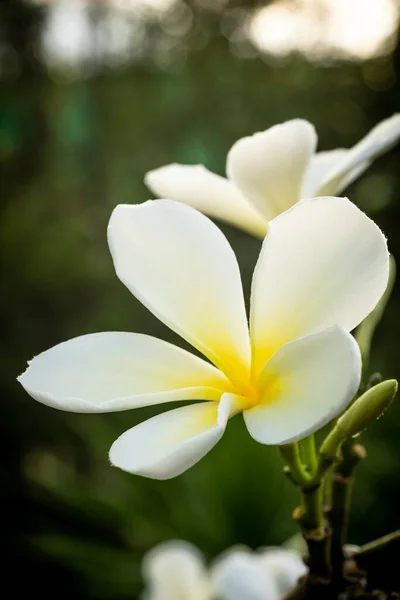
141,541,308,600
145,115,400,238
18,196,388,479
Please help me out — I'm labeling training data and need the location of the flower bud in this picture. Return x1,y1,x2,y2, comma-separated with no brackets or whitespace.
337,379,397,438
321,380,397,460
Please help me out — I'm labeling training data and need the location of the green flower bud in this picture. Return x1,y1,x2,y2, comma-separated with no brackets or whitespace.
321,380,397,460
337,379,397,437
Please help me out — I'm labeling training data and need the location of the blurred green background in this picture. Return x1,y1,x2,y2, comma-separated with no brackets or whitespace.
1,0,400,598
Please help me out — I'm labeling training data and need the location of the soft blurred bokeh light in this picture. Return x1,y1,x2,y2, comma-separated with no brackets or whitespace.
250,0,399,60
1,1,400,599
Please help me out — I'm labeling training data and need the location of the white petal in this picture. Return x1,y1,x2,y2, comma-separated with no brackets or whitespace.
303,150,372,198
109,393,241,479
244,326,361,445
250,196,389,377
108,201,251,386
227,120,317,220
259,548,308,598
211,548,279,600
17,332,231,413
302,149,348,197
145,164,267,238
142,541,210,600
316,114,400,196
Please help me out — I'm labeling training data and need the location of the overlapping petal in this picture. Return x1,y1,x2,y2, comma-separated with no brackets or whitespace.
109,394,242,479
142,541,210,600
17,332,232,413
316,114,400,196
145,116,400,239
211,548,279,600
302,149,348,197
259,548,308,598
250,196,389,377
145,164,267,238
108,201,251,386
244,326,361,445
303,150,372,198
227,119,317,220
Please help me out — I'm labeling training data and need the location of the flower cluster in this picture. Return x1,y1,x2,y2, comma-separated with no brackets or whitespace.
18,118,397,481
141,541,307,600
17,114,400,598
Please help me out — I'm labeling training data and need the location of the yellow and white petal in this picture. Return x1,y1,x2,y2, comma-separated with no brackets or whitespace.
109,393,242,479
259,548,308,598
244,326,361,445
18,332,232,413
226,120,317,221
250,196,389,377
108,201,251,386
142,541,210,600
145,164,267,238
316,114,400,196
211,547,279,600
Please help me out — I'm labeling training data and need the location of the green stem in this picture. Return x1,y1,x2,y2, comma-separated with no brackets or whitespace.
280,443,331,581
300,434,318,475
356,529,400,559
323,466,334,510
279,443,310,486
354,530,400,593
300,485,324,531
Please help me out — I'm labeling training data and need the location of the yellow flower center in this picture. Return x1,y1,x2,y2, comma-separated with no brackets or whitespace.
226,369,283,412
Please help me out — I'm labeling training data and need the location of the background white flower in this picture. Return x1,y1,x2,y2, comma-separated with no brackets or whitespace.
145,115,400,237
141,541,211,600
18,197,388,479
141,541,308,600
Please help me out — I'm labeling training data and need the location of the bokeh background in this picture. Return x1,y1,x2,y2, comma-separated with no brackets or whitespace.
1,0,400,598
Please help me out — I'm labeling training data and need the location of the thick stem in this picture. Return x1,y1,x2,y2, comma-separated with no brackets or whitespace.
280,442,332,582
294,482,332,581
328,442,366,577
329,471,353,575
301,485,324,531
